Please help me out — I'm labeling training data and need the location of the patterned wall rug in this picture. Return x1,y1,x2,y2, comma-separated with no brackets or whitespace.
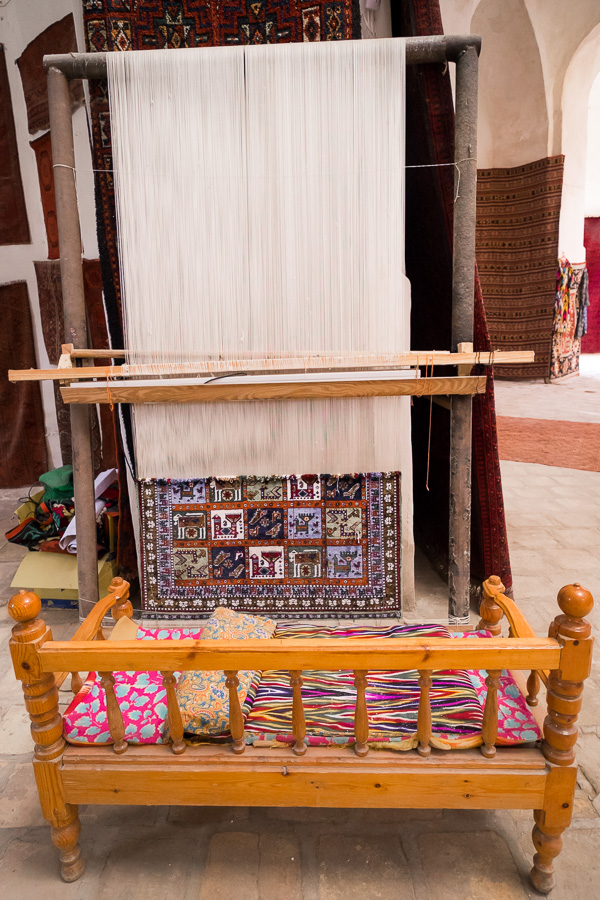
476,156,564,379
140,473,401,618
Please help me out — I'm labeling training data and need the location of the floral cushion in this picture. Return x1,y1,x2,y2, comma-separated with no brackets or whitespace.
176,607,277,736
63,625,203,746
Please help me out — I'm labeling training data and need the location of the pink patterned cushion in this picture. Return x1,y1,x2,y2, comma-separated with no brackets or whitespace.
63,626,203,746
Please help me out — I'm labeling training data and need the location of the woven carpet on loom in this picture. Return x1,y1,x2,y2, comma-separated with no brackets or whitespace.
140,474,400,618
583,217,600,354
476,156,564,379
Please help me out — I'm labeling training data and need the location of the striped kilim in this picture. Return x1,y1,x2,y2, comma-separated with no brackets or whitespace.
476,156,564,379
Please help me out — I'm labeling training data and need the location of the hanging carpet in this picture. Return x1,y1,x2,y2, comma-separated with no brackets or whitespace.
583,217,600,354
476,156,565,380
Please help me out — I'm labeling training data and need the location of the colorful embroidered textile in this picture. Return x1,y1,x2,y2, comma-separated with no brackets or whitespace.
176,607,276,735
550,262,586,380
63,625,203,745
0,48,29,246
140,473,401,618
475,157,565,379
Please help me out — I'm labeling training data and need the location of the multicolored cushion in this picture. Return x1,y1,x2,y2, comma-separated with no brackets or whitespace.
242,622,541,750
176,607,277,735
63,625,203,746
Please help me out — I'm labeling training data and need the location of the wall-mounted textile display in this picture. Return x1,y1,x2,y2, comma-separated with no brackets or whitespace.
0,46,30,246
550,260,587,381
391,1,512,593
140,473,401,618
583,218,600,354
30,132,59,259
475,156,565,380
0,282,48,487
17,14,84,134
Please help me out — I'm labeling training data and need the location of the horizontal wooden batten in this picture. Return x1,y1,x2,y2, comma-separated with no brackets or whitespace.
59,376,488,405
9,349,535,383
39,636,562,673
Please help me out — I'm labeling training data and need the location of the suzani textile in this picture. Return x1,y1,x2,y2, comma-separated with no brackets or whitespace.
140,473,401,617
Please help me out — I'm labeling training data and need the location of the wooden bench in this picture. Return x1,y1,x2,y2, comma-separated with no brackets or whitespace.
8,575,593,894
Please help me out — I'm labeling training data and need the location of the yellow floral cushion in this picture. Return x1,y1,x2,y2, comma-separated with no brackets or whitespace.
176,607,277,735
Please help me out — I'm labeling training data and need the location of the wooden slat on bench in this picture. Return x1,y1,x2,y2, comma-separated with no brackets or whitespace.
60,743,548,810
39,637,561,673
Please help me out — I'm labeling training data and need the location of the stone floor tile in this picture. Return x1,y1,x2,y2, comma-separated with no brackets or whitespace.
317,834,415,900
0,763,41,828
95,825,200,900
576,733,600,794
167,805,249,826
418,831,529,899
0,836,80,900
258,833,302,899
198,832,259,900
0,706,35,756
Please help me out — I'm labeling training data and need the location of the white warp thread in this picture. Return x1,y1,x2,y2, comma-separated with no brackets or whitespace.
107,39,410,478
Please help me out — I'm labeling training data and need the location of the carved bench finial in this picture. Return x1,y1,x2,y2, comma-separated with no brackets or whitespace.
8,589,42,629
478,575,505,636
109,576,133,621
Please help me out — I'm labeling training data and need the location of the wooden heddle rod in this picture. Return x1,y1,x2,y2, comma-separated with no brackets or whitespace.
43,34,483,622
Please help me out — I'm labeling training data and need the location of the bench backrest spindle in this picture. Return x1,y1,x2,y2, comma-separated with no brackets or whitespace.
481,669,501,758
290,670,307,756
161,672,186,754
417,669,433,757
99,672,128,754
353,670,370,757
225,671,246,754
526,670,541,707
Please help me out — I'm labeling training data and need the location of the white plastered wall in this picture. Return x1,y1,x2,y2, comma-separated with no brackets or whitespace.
585,72,600,218
439,0,600,261
0,0,98,470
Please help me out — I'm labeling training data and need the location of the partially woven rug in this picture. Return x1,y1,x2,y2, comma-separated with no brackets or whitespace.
140,473,401,618
476,156,564,379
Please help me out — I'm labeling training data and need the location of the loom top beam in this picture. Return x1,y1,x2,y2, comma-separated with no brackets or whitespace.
42,35,482,80
8,348,535,383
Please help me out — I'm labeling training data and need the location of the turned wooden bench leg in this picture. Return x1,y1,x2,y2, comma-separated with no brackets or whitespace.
530,583,594,895
9,590,85,883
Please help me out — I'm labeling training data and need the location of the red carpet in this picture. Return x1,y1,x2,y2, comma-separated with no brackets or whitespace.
497,416,600,471
583,217,600,354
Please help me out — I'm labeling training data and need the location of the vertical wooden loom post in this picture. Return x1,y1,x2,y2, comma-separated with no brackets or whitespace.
47,65,99,622
530,583,594,895
8,591,85,883
448,41,479,623
225,671,246,754
290,670,307,756
353,670,370,757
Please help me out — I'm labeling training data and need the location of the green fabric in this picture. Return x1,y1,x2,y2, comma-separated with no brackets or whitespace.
39,465,73,501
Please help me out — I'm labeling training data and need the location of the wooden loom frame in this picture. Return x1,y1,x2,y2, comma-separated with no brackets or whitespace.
9,33,593,896
10,33,533,622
